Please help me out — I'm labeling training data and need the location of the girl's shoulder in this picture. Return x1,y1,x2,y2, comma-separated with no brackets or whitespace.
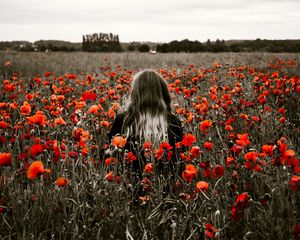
115,111,126,120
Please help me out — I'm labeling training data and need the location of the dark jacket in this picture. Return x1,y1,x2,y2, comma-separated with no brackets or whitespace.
107,111,184,179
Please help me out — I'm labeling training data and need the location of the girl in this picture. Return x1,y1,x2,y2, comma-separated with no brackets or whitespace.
108,69,184,181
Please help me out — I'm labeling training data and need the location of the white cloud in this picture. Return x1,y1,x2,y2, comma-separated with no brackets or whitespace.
0,0,299,42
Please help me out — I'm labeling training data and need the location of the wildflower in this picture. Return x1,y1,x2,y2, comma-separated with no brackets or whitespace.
236,192,251,208
159,142,173,150
27,161,51,180
225,125,233,131
226,156,235,165
212,165,225,178
279,117,286,123
200,120,213,133
283,149,296,159
56,177,70,187
203,141,213,151
154,148,165,160
112,136,127,148
262,144,274,156
27,111,47,126
182,134,197,147
196,181,209,192
277,107,286,115
278,142,287,154
290,175,300,192
82,91,97,101
30,144,44,158
182,164,198,182
205,223,217,239
100,120,110,127
232,192,251,221
104,171,114,182
236,133,251,147
143,141,153,150
124,152,137,163
105,157,118,166
244,151,259,162
53,117,66,126
190,146,202,158
87,105,100,114
144,163,153,174
0,121,10,129
291,224,300,239
20,101,31,115
0,153,12,166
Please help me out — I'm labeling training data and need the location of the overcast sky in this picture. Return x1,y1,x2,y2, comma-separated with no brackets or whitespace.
0,0,299,43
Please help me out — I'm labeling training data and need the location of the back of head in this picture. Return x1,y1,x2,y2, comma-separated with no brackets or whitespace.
123,69,171,147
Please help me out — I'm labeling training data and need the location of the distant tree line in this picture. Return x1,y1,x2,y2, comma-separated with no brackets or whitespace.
1,37,300,53
156,39,300,53
82,33,122,52
0,40,81,52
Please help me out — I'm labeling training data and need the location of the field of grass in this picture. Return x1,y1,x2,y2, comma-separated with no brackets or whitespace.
0,51,299,239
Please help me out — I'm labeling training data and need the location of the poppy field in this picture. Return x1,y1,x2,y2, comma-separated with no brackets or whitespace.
0,52,299,239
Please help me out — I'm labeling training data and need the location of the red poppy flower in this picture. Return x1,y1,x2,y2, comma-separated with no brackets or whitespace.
100,120,110,127
226,156,235,165
205,223,217,239
82,92,97,101
124,152,137,163
190,146,202,158
53,117,66,126
20,101,31,115
167,151,174,161
0,153,12,166
262,144,274,156
196,181,209,192
87,105,100,114
225,125,233,131
0,121,10,129
30,144,44,158
154,147,165,160
27,111,47,126
203,142,213,151
236,133,251,147
159,142,173,150
143,141,153,150
104,157,118,166
27,161,51,180
290,175,300,192
112,136,127,148
279,117,286,123
283,149,296,158
182,134,196,147
56,177,70,187
144,163,153,174
105,171,114,182
244,152,259,162
236,192,251,208
232,192,251,221
278,142,287,154
200,120,213,133
212,165,225,178
182,164,198,182
291,224,300,239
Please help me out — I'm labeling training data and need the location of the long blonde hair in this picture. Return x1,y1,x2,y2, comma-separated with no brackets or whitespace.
122,69,172,148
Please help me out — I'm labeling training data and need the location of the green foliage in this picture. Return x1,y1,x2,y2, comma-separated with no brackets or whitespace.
138,44,150,52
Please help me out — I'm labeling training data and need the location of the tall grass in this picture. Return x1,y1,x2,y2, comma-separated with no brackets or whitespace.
0,52,299,239
1,51,299,77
